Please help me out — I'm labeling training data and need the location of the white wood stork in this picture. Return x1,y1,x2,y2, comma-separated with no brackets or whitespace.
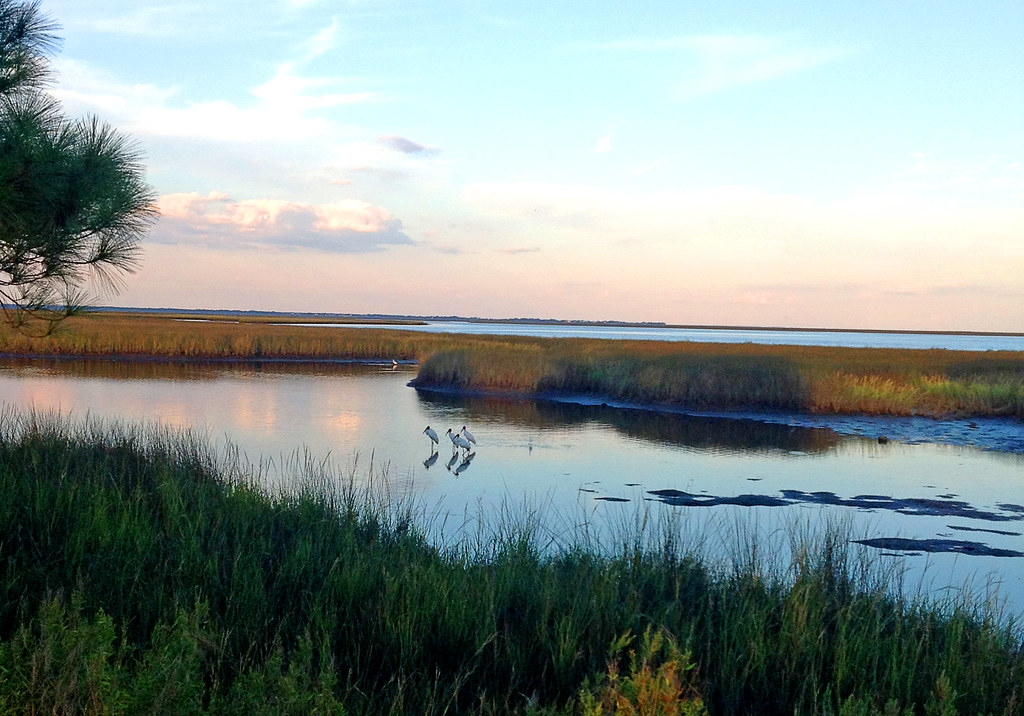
423,426,439,448
461,425,477,445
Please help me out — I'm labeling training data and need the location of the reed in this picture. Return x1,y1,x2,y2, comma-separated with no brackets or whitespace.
2,310,1022,416
1,409,1021,714
414,344,1024,419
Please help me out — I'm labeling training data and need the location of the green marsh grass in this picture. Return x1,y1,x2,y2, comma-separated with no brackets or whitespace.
1,408,1022,714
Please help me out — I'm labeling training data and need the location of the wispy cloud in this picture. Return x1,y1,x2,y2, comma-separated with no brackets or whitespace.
154,191,412,252
68,3,219,38
882,283,1014,299
50,17,375,144
250,19,373,112
377,136,439,155
586,34,854,96
300,17,340,61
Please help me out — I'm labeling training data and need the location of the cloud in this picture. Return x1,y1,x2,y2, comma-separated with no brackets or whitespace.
459,177,1024,302
377,136,438,155
67,4,224,39
594,135,612,153
50,14,376,145
154,192,412,253
882,283,1014,299
300,18,341,62
585,34,854,96
498,246,541,255
50,60,374,145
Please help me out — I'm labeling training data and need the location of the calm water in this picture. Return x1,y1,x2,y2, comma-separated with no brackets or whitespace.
2,359,1023,616
313,320,1024,352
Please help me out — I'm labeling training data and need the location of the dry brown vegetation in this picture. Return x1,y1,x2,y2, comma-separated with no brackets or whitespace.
2,312,1022,418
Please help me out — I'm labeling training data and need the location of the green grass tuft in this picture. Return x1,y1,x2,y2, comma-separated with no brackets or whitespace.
1,409,1022,713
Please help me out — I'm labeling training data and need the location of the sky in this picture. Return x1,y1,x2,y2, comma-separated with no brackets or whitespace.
39,0,1024,331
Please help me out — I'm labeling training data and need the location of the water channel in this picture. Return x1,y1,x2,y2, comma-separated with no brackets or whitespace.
2,358,1023,618
309,320,1024,352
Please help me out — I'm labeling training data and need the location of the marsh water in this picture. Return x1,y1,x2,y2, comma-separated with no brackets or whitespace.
319,320,1024,351
3,358,1023,616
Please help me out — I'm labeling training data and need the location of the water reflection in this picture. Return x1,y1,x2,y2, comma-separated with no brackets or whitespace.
2,358,1023,614
329,320,1024,351
415,389,841,455
0,356,381,381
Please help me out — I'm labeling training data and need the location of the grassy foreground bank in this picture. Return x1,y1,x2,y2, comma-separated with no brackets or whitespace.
1,410,1022,714
2,311,1023,418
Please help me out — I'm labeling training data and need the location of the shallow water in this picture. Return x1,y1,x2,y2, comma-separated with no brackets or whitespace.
305,320,1024,351
2,359,1023,616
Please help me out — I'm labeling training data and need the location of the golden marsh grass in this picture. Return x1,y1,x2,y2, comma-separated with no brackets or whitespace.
2,312,1022,418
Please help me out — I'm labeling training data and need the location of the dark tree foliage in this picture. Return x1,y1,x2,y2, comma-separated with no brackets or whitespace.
0,0,156,334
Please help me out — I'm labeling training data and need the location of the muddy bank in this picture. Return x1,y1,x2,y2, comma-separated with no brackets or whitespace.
724,410,1024,454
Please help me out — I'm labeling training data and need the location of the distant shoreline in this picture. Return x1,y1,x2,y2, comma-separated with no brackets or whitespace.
91,307,1024,338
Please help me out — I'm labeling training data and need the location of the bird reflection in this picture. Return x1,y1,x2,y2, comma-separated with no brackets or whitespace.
454,451,476,476
445,453,460,471
422,451,439,469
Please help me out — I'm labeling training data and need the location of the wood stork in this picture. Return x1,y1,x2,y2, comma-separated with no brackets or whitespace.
423,426,439,448
461,425,477,445
445,428,460,447
453,433,472,452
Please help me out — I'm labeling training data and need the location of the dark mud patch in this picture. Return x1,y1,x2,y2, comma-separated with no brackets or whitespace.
949,525,1023,537
854,537,1024,558
780,490,1023,522
646,488,1024,523
647,489,791,508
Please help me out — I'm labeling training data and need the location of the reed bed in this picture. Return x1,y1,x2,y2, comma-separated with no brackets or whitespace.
1,409,1022,714
2,311,1023,417
413,344,1024,419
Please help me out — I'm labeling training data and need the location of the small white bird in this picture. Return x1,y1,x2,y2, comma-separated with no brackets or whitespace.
423,426,439,447
461,425,477,445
